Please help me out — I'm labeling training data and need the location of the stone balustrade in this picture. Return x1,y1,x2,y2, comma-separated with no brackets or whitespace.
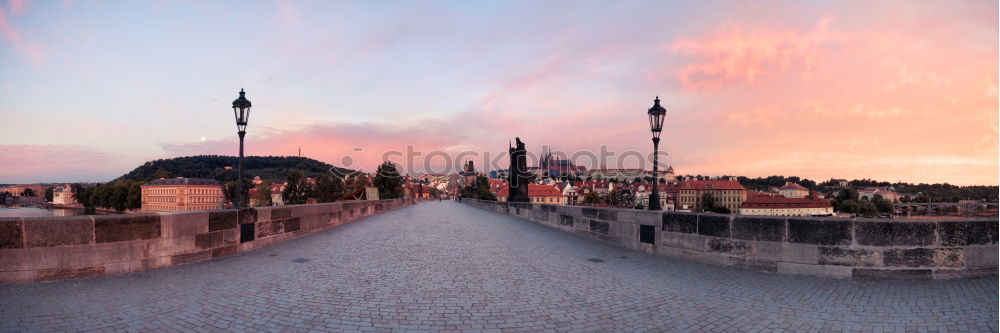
461,199,998,279
0,199,417,283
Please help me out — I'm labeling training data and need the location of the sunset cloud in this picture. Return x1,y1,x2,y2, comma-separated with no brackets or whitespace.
0,145,124,183
0,1,43,65
0,1,996,185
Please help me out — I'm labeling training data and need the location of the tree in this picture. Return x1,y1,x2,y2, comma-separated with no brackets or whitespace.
20,188,35,197
859,200,878,217
344,172,369,196
253,181,273,207
127,182,143,210
152,168,175,180
44,187,54,202
582,191,602,204
314,174,345,203
460,175,497,201
606,186,636,208
871,194,893,214
112,182,129,212
839,200,860,213
836,188,859,202
698,192,731,214
282,170,309,205
373,162,403,199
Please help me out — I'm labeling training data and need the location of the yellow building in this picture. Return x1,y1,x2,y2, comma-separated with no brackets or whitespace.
777,182,809,198
677,179,747,212
740,192,834,216
141,178,224,212
52,184,76,205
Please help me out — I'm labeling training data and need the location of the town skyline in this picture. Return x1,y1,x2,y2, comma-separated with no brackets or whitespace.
1,1,997,185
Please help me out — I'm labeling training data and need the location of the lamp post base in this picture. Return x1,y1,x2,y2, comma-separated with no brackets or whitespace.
648,193,661,210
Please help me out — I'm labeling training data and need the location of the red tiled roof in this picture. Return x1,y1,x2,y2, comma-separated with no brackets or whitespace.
679,179,745,190
495,184,563,198
741,196,832,209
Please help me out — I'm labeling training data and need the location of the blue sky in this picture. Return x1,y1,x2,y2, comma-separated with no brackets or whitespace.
1,0,997,185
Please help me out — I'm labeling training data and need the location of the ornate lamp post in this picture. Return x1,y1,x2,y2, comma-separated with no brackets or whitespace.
646,96,666,210
232,88,252,208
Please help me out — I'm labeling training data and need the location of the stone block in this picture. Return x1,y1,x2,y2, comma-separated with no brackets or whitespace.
777,262,853,279
94,215,161,243
708,238,747,256
732,217,785,242
208,211,238,232
156,235,197,255
883,248,963,267
933,267,998,279
662,213,697,234
141,256,170,270
818,247,881,267
728,257,777,272
852,268,932,280
284,217,302,232
238,208,257,225
211,245,238,258
158,211,208,239
195,231,225,249
964,246,999,267
222,229,239,244
0,218,23,249
679,247,731,266
558,214,574,226
787,218,852,245
938,220,998,246
556,205,582,218
24,217,94,247
697,215,730,237
855,221,935,246
589,220,609,235
753,242,818,264
271,207,292,220
255,207,273,222
661,232,707,251
616,209,637,224
582,207,600,219
37,265,105,281
170,249,213,266
0,270,37,284
599,209,618,221
103,261,139,275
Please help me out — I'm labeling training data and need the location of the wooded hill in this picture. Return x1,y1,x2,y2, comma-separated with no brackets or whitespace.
116,155,353,183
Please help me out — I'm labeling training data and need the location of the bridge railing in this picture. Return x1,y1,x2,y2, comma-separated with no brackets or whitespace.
461,199,998,279
0,198,418,284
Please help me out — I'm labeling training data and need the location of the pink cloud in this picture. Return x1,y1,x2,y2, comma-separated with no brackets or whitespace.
668,17,837,90
0,2,43,65
0,145,124,183
8,0,25,14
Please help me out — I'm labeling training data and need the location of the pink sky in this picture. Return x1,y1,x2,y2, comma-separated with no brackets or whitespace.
0,1,996,185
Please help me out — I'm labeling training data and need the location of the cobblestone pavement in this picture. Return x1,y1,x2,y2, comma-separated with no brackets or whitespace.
2,201,997,332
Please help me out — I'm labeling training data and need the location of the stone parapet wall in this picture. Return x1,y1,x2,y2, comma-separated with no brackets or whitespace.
461,199,998,279
0,199,418,283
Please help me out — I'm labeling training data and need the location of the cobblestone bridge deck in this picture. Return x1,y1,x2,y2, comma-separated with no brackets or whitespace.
2,201,997,332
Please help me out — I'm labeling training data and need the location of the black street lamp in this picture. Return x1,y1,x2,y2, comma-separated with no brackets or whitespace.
646,96,666,211
232,88,252,208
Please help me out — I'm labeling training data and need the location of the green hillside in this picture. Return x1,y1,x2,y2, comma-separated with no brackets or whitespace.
116,155,354,183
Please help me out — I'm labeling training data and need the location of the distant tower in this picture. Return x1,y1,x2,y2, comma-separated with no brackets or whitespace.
463,160,476,187
298,147,301,157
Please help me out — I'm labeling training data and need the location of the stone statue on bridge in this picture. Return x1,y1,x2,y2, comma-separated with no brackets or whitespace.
508,137,531,203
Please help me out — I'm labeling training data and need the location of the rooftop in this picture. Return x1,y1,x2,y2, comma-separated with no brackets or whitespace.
143,177,221,186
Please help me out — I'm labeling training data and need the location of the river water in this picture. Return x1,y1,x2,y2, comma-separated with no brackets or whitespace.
0,206,112,217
